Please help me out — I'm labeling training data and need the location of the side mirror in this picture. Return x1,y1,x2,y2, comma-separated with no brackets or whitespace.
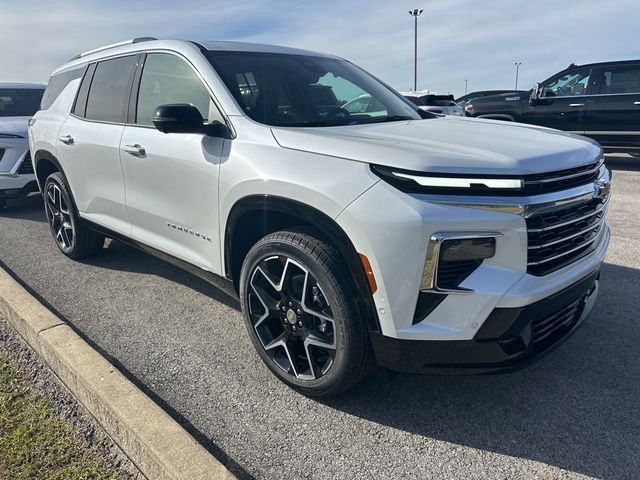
151,104,232,138
529,83,541,105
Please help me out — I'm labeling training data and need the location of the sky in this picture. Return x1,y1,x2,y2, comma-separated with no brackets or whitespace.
2,0,639,97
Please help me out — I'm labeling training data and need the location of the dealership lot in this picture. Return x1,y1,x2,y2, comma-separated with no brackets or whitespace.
0,155,638,479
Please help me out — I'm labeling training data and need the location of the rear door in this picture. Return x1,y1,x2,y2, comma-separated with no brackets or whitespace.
529,67,594,133
120,52,226,274
583,63,640,151
57,55,137,235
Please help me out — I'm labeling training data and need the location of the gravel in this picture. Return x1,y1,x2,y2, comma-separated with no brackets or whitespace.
0,314,143,480
0,155,638,479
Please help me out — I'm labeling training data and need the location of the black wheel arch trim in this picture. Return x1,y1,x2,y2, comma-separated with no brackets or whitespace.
225,195,381,333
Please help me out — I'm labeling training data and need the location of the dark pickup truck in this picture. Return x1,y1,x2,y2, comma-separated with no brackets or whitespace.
465,60,640,156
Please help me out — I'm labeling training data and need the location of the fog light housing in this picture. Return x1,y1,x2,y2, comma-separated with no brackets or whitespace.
421,232,501,293
440,238,496,262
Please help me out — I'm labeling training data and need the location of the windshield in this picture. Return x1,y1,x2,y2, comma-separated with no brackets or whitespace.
0,88,44,117
205,51,421,127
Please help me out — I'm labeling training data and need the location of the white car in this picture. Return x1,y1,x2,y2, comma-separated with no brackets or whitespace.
0,83,45,209
30,38,609,395
401,90,464,116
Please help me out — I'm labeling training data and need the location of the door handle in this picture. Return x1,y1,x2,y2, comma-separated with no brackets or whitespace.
569,103,585,107
58,135,74,145
634,101,640,106
123,144,146,157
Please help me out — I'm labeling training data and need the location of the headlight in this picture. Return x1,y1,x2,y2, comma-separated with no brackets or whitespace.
371,164,523,195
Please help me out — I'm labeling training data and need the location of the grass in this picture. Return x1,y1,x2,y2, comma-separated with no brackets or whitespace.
0,354,121,480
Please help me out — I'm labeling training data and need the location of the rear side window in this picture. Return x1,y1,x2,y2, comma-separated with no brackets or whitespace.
600,66,640,94
41,67,83,110
85,55,137,123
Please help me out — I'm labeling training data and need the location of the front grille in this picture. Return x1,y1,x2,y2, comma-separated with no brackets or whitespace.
522,159,603,195
17,152,34,175
526,194,609,276
531,297,584,345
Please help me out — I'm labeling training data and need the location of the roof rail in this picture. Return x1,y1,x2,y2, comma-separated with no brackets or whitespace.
69,37,157,61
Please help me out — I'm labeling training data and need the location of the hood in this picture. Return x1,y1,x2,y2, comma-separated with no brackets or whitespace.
271,116,601,175
0,117,30,139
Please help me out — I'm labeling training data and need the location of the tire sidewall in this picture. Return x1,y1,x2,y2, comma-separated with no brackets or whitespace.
44,172,78,255
240,237,355,395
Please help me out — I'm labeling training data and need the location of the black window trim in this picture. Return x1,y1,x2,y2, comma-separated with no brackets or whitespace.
71,63,95,118
66,48,235,135
69,52,140,126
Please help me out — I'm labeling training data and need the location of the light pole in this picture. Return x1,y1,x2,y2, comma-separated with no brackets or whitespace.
409,9,423,91
514,62,522,90
464,79,468,95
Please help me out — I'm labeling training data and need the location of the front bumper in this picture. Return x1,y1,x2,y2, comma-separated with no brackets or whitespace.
371,268,600,373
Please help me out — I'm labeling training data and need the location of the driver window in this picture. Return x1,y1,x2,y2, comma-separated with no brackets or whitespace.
543,69,591,97
136,53,222,126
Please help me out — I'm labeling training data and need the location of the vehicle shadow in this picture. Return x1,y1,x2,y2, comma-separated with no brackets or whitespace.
0,195,46,222
318,261,639,479
85,239,241,311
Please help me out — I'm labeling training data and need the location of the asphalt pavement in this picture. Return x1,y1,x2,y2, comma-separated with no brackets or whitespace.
0,155,638,479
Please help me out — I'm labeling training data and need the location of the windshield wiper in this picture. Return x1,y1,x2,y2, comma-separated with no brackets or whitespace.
363,115,417,124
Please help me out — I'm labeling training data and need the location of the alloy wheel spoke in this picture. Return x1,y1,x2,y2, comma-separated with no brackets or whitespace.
248,254,336,381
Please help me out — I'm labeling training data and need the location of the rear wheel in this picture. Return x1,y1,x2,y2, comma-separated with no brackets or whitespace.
240,230,372,396
44,172,104,259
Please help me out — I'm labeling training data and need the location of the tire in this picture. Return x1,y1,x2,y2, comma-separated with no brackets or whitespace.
239,230,372,397
43,172,104,259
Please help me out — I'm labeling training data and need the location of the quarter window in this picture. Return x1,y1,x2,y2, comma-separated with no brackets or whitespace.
85,55,137,123
543,69,591,97
41,67,83,110
135,53,215,126
600,66,640,94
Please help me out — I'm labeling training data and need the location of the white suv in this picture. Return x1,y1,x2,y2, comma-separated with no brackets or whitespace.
0,83,45,209
30,38,610,396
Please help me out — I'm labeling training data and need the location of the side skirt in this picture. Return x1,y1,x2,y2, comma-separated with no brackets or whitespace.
80,218,238,300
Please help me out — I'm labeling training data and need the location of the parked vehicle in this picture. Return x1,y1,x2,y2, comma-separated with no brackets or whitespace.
0,83,45,209
456,90,525,109
401,91,464,116
30,39,610,395
465,60,640,155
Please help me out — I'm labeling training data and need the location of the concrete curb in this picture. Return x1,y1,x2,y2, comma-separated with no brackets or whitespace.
0,266,235,480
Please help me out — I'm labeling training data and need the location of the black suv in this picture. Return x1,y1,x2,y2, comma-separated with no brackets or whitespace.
465,60,640,155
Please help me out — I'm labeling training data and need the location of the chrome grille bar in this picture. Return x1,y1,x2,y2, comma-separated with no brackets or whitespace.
527,225,606,266
524,159,604,185
528,195,609,233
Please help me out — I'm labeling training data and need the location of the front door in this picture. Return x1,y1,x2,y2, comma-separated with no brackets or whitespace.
584,63,640,151
120,52,227,274
529,67,594,134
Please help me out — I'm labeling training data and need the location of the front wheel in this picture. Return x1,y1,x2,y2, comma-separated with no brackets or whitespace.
239,230,372,396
